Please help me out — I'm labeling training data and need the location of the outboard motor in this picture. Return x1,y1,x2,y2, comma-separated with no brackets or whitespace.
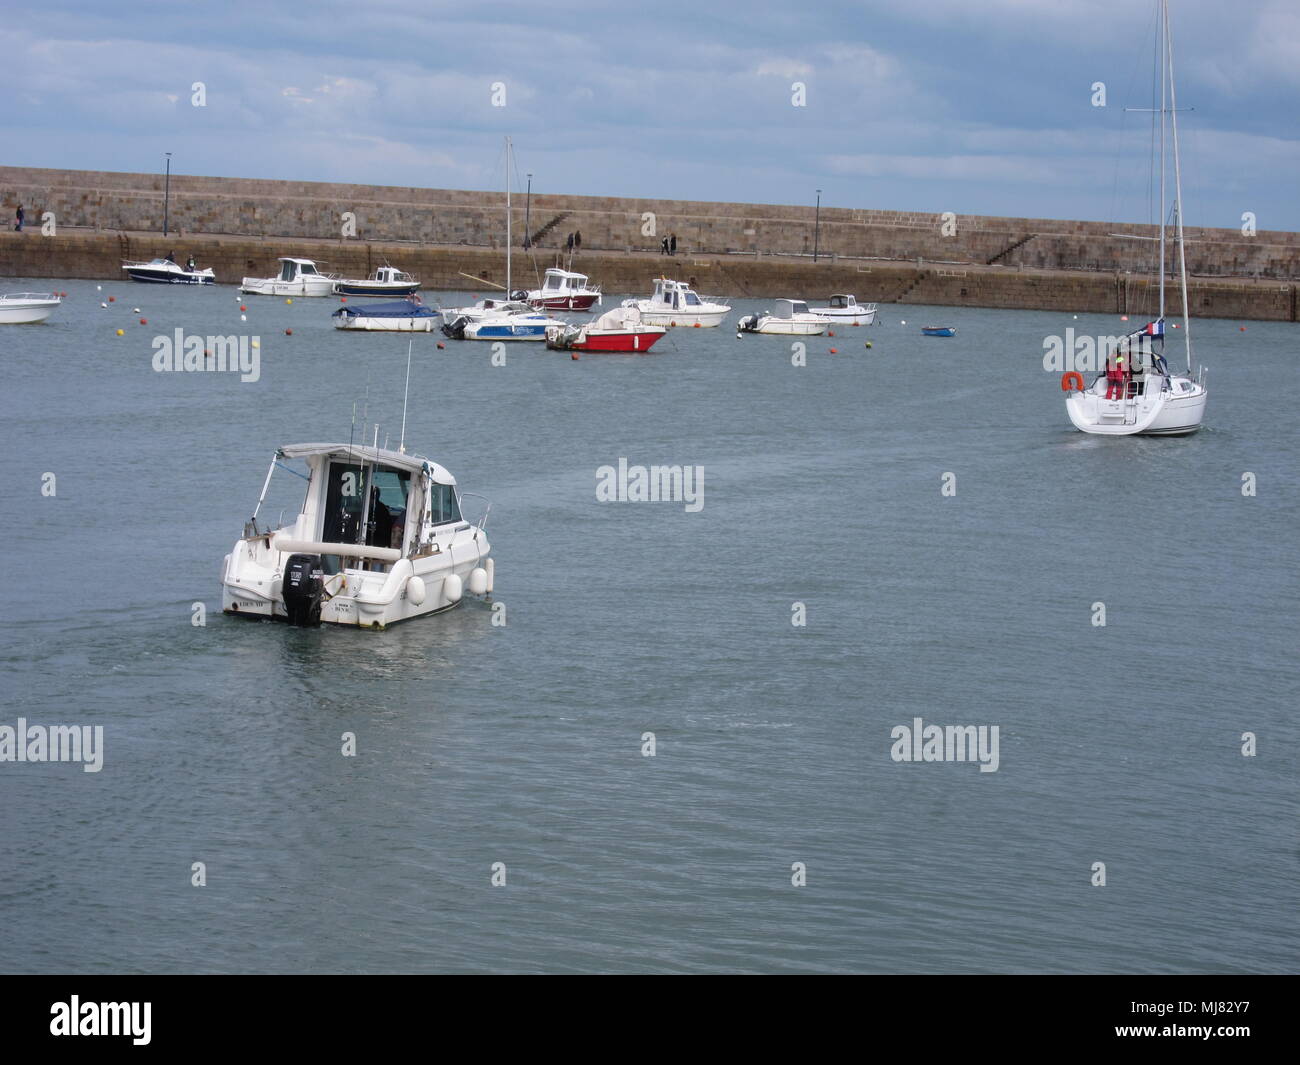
510,289,527,301
441,315,469,340
738,313,759,332
282,553,324,626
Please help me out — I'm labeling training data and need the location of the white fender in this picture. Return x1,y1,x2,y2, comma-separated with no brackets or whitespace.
406,575,426,605
444,573,463,603
467,567,488,596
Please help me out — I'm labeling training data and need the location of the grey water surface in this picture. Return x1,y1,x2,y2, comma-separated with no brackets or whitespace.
0,278,1295,973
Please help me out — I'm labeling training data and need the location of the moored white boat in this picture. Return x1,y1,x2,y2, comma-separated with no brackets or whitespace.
737,299,828,335
222,442,493,629
807,293,876,325
1065,0,1207,436
333,298,442,331
0,292,62,324
241,257,337,297
545,304,666,352
442,301,562,341
520,268,602,311
334,265,420,298
122,258,215,285
624,278,730,327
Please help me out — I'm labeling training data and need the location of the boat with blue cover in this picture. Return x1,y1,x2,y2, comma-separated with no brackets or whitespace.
333,298,442,331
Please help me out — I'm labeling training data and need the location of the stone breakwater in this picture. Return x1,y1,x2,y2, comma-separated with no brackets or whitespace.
1,166,1297,320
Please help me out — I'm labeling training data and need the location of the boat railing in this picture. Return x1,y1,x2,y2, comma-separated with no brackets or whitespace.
1,292,60,301
458,492,493,533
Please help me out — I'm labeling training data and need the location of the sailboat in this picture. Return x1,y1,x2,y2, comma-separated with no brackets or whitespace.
1066,0,1208,436
443,137,563,342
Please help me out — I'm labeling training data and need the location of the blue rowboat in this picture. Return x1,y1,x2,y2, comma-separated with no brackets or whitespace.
921,326,956,337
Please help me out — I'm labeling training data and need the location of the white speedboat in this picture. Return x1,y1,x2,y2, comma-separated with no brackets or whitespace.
334,265,420,298
519,268,602,311
442,301,561,341
222,442,493,629
122,258,215,285
807,293,876,325
241,257,337,297
0,292,61,324
737,299,828,335
333,298,442,332
1066,0,1207,436
624,278,730,327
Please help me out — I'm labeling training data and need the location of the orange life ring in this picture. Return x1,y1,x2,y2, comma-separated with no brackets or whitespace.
1061,371,1085,392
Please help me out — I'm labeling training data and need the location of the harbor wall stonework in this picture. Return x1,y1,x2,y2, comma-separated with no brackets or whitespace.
1,166,1297,321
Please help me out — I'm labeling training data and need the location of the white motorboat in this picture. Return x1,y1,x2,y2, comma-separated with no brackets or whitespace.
807,293,876,325
624,278,730,327
518,268,602,311
241,257,337,297
122,258,215,285
0,292,61,324
334,265,420,298
1066,0,1207,436
737,299,829,335
222,442,493,629
333,298,442,331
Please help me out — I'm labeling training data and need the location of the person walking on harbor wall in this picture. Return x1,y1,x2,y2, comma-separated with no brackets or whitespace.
670,233,677,255
574,230,581,250
14,204,24,232
660,237,669,255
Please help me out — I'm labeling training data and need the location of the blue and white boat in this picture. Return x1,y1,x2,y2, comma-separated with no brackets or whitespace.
333,265,420,298
921,326,956,337
441,301,560,341
333,298,442,332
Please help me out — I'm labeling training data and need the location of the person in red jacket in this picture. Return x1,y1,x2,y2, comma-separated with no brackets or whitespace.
1106,354,1126,399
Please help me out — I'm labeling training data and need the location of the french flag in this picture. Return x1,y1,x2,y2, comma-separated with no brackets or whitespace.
1144,319,1165,336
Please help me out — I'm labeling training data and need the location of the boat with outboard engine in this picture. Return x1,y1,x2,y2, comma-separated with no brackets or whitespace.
221,442,493,629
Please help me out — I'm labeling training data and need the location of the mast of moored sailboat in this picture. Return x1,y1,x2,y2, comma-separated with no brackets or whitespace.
1164,0,1194,375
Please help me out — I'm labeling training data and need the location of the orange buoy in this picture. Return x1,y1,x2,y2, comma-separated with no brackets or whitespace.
1239,326,1246,331
828,330,835,337
285,328,293,335
340,297,347,303
693,322,701,328
1061,371,1085,392
436,342,445,349
829,347,838,354
571,351,580,360
1120,315,1128,321
239,304,247,311
108,296,115,302
139,317,147,325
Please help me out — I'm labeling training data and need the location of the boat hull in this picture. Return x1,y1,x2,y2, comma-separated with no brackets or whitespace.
240,278,337,297
0,296,60,324
529,293,600,311
124,268,215,284
334,281,420,297
1066,379,1207,435
636,308,728,328
334,316,440,331
813,308,876,325
921,327,956,337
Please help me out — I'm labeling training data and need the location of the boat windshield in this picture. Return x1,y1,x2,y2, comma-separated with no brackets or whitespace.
300,262,318,275
684,291,701,306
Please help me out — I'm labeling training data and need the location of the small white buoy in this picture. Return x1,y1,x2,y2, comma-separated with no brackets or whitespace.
443,573,463,603
133,307,141,313
468,568,488,596
240,314,247,322
1073,314,1079,319
96,285,102,291
900,320,907,325
406,576,426,606
735,332,742,339
100,301,108,308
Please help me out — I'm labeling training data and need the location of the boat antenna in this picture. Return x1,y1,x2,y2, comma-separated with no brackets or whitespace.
505,135,512,297
399,338,413,453
1164,0,1194,375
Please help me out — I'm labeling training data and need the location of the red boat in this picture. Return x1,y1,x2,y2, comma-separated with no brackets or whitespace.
545,306,667,352
523,268,602,311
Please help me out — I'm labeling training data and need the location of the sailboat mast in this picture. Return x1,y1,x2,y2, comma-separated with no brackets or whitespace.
1164,0,1194,375
506,136,512,296
1157,0,1167,322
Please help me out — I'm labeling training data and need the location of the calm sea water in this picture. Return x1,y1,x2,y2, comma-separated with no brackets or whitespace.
1,278,1296,974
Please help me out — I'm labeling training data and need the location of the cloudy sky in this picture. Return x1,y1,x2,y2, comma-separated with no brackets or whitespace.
5,0,1299,229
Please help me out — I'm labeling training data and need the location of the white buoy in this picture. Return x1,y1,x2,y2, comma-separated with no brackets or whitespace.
406,576,426,606
468,568,488,596
443,573,463,603
901,320,907,325
240,314,247,322
101,302,108,308
96,285,102,291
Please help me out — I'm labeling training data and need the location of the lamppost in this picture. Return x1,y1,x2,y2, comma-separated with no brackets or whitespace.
813,189,821,262
163,152,173,237
523,172,533,248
